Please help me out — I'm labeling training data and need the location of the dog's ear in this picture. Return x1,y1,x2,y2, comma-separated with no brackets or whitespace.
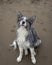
18,11,23,19
17,11,23,22
28,16,36,25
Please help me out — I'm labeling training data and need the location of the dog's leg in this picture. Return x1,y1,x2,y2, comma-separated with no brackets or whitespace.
30,48,36,64
17,47,23,62
24,49,28,55
34,51,36,56
10,40,17,50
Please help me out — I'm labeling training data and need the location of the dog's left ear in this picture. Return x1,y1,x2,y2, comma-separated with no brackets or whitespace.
17,11,23,22
28,16,36,25
18,11,23,18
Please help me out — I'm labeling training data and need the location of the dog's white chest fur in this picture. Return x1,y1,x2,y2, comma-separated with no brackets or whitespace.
17,26,29,48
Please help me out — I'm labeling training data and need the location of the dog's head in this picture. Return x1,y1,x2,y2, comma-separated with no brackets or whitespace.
17,11,36,29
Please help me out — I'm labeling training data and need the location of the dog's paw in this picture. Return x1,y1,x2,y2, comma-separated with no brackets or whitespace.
31,57,36,64
16,57,22,62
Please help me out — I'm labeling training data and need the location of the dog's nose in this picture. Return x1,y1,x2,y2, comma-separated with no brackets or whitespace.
22,21,25,24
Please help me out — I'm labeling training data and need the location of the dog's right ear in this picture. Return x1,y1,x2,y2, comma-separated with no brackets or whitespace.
27,16,36,26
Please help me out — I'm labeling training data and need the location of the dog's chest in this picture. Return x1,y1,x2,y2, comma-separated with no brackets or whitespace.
17,27,29,48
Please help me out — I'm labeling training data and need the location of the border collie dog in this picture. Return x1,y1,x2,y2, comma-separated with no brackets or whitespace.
10,12,41,64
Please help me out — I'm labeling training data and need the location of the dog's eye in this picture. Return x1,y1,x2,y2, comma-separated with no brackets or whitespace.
18,18,23,21
26,19,29,22
26,19,31,26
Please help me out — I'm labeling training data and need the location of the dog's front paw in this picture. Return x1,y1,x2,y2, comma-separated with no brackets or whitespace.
31,57,36,64
16,57,22,62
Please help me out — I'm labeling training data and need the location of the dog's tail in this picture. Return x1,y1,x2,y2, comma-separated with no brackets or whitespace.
10,40,17,50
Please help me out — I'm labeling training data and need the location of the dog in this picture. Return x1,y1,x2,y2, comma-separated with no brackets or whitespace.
10,12,41,64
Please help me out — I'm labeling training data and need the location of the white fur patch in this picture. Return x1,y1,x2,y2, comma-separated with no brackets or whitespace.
17,26,29,48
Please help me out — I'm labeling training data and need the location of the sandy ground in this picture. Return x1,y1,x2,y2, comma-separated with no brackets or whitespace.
0,0,52,65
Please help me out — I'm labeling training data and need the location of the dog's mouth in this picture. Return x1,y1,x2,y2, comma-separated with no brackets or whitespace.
20,24,27,28
20,25,27,28
20,23,24,26
20,25,27,29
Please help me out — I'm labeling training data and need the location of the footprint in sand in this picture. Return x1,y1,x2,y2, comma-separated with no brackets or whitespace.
42,28,47,32
10,29,15,32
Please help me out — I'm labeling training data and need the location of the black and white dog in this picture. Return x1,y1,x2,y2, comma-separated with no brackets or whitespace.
10,12,41,64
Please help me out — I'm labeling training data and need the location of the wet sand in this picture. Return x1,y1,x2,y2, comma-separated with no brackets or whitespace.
0,0,52,65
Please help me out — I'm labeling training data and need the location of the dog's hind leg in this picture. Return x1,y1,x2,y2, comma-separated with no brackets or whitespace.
35,39,41,47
